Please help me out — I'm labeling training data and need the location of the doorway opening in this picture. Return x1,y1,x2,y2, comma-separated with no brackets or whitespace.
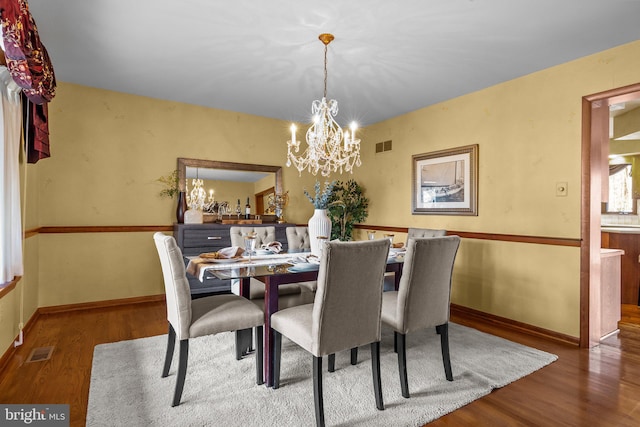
582,82,640,347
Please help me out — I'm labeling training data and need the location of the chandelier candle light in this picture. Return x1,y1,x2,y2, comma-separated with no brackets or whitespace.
287,33,362,177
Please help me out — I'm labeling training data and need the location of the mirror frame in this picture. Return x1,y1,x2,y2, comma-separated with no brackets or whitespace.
177,157,283,195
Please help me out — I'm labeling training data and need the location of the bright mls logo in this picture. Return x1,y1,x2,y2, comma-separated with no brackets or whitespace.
1,405,69,426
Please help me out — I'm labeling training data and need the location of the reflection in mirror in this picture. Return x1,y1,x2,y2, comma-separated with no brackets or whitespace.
606,99,640,214
177,158,283,221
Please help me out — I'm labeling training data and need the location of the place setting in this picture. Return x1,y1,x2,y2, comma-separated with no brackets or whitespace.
186,239,318,281
286,254,320,272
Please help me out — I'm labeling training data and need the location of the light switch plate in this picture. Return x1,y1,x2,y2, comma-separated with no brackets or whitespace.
556,182,568,197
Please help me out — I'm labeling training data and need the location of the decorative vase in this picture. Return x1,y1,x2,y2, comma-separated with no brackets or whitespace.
184,209,203,224
308,209,331,256
176,191,187,223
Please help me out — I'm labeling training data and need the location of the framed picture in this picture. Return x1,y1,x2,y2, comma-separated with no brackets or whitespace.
412,144,478,215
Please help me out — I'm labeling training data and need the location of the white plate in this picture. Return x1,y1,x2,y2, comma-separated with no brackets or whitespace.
254,249,274,255
288,263,319,272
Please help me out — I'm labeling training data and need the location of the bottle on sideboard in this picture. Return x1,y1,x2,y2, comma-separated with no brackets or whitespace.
176,191,187,223
245,197,251,219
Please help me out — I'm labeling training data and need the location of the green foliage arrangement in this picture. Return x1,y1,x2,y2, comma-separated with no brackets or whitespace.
157,170,179,199
304,180,336,209
327,180,369,241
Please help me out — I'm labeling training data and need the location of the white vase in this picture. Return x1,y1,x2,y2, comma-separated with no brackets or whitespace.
184,209,203,224
308,209,331,256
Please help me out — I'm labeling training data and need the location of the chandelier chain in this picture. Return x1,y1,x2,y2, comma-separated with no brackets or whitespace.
323,44,328,99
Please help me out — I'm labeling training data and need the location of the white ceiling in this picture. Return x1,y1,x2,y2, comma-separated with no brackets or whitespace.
26,0,640,126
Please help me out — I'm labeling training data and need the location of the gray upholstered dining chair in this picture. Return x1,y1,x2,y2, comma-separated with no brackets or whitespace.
381,235,461,398
285,226,317,293
271,239,390,427
286,225,312,250
229,226,276,248
153,232,264,407
230,226,314,308
406,227,447,240
381,228,447,291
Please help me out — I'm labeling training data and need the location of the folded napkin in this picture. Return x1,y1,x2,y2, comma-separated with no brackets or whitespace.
260,241,283,253
199,246,244,259
306,254,320,264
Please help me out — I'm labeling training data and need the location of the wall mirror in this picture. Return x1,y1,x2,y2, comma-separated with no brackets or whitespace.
177,158,283,217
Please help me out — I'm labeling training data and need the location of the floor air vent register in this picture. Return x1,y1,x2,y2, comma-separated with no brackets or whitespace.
25,346,55,363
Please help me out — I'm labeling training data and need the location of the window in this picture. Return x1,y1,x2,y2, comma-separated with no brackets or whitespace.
608,164,633,213
1,65,24,285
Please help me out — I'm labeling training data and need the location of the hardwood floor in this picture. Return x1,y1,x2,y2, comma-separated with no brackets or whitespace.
0,301,166,427
1,301,640,426
620,303,640,335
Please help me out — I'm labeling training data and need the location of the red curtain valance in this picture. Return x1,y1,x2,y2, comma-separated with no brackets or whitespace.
1,0,56,104
1,0,54,163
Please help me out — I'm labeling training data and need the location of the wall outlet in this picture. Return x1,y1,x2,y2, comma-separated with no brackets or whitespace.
556,182,568,197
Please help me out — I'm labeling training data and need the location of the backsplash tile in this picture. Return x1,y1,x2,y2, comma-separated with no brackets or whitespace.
602,214,640,225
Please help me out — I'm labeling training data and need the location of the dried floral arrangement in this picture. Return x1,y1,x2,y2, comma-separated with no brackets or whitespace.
304,180,336,209
157,170,179,199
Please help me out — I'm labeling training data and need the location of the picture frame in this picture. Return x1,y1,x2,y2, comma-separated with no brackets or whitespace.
412,144,478,215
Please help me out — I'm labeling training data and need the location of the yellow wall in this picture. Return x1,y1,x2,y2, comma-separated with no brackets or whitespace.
350,40,640,336
0,142,41,355
4,40,640,353
38,84,317,227
26,83,320,311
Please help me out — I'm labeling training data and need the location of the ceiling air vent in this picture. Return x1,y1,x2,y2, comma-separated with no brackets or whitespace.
375,140,392,154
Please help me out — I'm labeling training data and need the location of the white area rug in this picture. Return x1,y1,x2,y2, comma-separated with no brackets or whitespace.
87,323,557,426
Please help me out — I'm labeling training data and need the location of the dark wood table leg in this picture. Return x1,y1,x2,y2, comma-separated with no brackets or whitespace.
263,276,279,387
386,262,402,291
236,277,253,357
239,277,250,299
394,264,402,290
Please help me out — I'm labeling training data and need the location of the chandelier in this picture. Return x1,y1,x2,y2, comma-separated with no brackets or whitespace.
286,33,361,177
186,169,207,211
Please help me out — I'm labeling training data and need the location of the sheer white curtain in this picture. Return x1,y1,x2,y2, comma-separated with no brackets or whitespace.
608,164,633,213
0,66,23,284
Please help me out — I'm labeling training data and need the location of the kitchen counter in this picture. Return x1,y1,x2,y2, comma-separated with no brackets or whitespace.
602,225,640,233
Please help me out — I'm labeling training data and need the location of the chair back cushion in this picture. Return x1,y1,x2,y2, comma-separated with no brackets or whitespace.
286,226,310,250
153,232,192,340
230,226,276,247
312,239,390,356
407,227,447,239
396,236,460,334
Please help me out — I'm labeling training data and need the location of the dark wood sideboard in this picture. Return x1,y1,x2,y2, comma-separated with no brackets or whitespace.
173,223,294,295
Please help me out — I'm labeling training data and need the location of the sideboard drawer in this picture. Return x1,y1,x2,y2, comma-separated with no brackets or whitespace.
182,229,232,254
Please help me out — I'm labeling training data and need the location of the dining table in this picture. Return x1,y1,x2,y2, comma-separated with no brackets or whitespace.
187,248,405,387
